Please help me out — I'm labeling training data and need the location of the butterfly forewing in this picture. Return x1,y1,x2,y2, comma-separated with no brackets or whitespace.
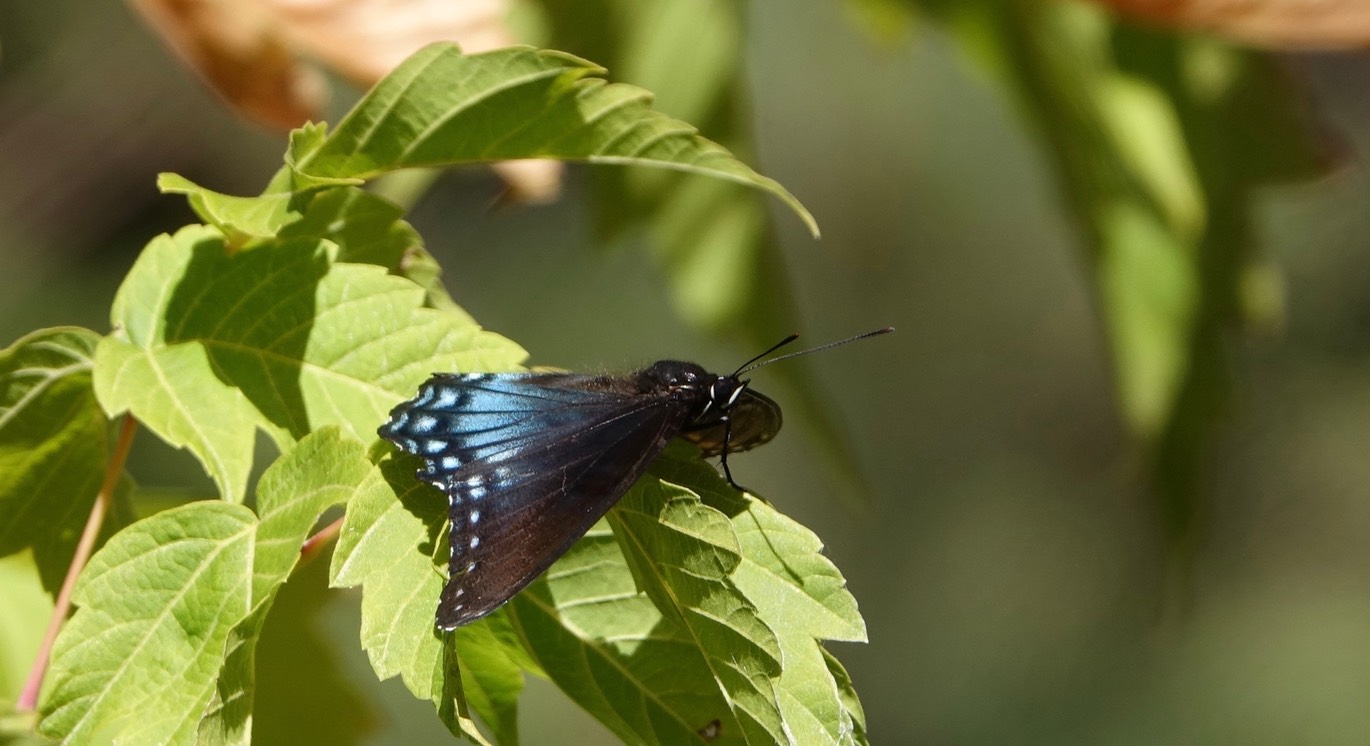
380,372,699,628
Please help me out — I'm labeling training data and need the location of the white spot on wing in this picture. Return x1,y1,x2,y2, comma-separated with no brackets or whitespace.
435,387,460,408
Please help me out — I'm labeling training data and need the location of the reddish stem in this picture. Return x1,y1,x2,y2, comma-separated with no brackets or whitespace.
17,415,138,712
299,516,344,566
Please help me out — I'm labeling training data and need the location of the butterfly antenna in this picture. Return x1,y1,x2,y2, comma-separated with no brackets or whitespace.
737,326,894,375
730,333,800,376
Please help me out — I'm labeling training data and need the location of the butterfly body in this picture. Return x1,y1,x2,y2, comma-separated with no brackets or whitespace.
379,361,780,629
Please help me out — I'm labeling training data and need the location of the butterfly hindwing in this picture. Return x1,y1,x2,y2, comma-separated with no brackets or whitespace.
380,372,696,628
679,388,782,456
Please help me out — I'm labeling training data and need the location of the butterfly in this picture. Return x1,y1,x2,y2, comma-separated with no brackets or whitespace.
378,327,893,629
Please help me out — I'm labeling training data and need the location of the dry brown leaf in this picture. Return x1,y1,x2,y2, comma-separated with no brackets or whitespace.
1097,0,1370,49
129,0,327,130
129,0,561,199
268,0,517,87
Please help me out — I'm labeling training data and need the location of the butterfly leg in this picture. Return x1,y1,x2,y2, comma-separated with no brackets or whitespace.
718,416,750,494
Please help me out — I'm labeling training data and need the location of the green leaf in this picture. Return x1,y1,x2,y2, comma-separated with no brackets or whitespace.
942,4,1334,559
507,524,746,745
330,456,499,743
647,450,870,745
957,3,1206,441
94,225,524,501
197,428,371,745
1095,200,1199,435
95,334,260,504
0,328,106,565
644,176,771,330
333,448,868,744
277,188,415,271
282,122,360,192
0,327,134,594
36,431,372,745
0,554,53,699
254,430,370,595
618,0,740,125
454,614,526,746
158,174,305,245
434,633,495,746
338,453,752,744
533,6,869,501
291,43,817,237
38,502,257,744
575,0,780,330
276,187,466,314
161,173,467,314
820,649,868,746
607,476,787,745
652,452,867,643
328,457,456,714
1099,77,1203,239
723,504,868,745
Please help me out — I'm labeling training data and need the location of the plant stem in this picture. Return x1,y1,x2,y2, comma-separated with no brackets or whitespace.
17,415,138,712
300,516,344,566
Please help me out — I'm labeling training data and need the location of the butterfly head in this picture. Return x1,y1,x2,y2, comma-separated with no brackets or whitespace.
643,360,750,419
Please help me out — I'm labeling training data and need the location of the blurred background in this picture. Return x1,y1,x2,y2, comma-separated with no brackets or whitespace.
6,0,1370,743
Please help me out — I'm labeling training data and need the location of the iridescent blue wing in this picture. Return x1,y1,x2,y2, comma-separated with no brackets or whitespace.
379,372,694,629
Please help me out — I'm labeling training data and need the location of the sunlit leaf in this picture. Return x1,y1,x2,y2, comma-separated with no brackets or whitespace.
608,475,787,745
329,454,506,744
198,428,371,744
651,450,869,745
507,525,746,745
158,173,305,245
328,458,451,705
37,431,372,745
39,502,257,744
290,43,817,236
93,225,524,501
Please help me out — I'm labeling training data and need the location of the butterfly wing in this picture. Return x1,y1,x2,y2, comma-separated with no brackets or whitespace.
379,372,694,629
679,387,782,457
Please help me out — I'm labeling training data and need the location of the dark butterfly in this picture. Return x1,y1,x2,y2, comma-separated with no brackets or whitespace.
378,327,893,630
